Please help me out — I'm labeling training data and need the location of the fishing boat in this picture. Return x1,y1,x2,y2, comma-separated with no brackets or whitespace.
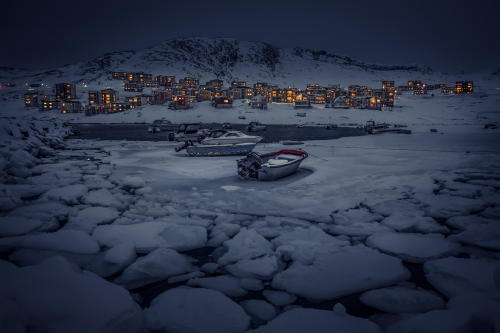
175,141,256,156
201,130,262,145
246,122,267,132
237,149,308,181
365,120,411,134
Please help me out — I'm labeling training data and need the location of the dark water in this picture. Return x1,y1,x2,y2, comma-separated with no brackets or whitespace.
69,123,366,143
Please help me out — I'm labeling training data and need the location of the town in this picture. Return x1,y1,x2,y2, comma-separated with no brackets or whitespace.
22,72,474,115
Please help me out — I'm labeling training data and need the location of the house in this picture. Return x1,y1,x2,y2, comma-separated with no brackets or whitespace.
55,83,76,101
157,76,176,87
139,94,153,105
253,82,269,96
294,94,311,108
60,100,83,114
112,72,128,80
211,97,233,108
127,72,153,83
86,104,106,116
206,79,224,89
382,81,395,90
250,95,267,109
88,91,100,105
407,80,424,90
364,97,382,110
179,77,199,87
109,102,133,113
126,96,142,106
124,83,144,92
441,87,454,94
231,81,247,88
24,92,40,107
413,89,427,95
270,89,286,103
40,100,59,111
348,85,369,97
101,89,118,105
454,81,473,94
152,89,173,104
305,84,326,104
169,96,191,109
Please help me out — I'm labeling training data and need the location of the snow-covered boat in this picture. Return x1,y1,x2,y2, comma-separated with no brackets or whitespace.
175,141,257,156
201,130,262,145
365,120,411,134
168,123,210,142
237,150,308,181
247,122,267,132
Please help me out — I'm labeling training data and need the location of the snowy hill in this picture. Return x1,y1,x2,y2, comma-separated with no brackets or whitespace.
1,38,446,88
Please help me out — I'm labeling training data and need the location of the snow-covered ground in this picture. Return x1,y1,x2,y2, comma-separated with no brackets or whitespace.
0,85,499,332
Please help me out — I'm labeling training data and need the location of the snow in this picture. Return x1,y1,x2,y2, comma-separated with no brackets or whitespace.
360,285,445,313
144,287,250,333
115,248,194,289
449,222,500,250
272,245,410,300
93,221,207,253
424,257,500,297
366,232,461,263
0,215,46,237
226,255,281,279
0,256,143,333
44,184,88,205
83,188,125,209
218,228,274,265
248,308,382,333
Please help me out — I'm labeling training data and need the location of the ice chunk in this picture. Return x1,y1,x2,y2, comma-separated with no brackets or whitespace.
93,221,207,253
272,245,410,301
370,200,424,217
104,242,136,266
240,278,264,291
0,230,100,254
366,233,461,263
423,195,486,219
449,222,500,250
44,184,88,205
262,289,297,306
121,175,146,188
360,286,445,313
330,207,382,225
326,222,393,237
248,308,382,333
226,255,281,279
218,228,273,265
424,257,500,297
0,256,143,333
241,299,277,322
0,215,46,237
445,215,493,230
65,206,119,234
115,248,193,289
83,188,124,209
188,275,247,297
144,287,250,333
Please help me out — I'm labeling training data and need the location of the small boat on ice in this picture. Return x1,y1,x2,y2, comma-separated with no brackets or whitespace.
365,120,411,134
176,141,257,156
201,130,262,145
237,150,308,181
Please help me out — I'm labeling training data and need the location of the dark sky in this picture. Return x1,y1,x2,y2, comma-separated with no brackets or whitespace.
2,0,499,73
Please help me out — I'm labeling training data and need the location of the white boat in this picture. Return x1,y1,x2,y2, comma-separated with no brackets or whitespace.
175,141,257,156
237,150,308,181
168,123,210,142
201,130,262,145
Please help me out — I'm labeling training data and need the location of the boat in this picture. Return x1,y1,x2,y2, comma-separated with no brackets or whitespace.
175,141,257,156
168,123,210,142
237,150,308,181
148,119,173,133
365,120,411,134
247,121,267,132
296,112,307,117
201,130,262,145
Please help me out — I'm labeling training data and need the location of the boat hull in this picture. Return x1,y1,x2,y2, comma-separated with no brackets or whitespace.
257,159,303,180
237,149,308,181
186,143,256,156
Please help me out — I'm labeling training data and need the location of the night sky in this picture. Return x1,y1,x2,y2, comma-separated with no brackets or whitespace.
2,0,499,73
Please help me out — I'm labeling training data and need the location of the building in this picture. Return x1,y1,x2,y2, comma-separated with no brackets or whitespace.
88,91,100,105
441,87,454,94
157,76,176,87
168,96,191,109
124,83,143,92
254,82,269,96
153,89,173,104
126,96,142,106
231,81,247,88
40,100,59,111
179,77,199,87
413,89,428,95
454,81,473,94
382,81,395,90
55,83,76,101
205,79,224,89
101,89,118,105
211,97,233,108
305,84,327,104
249,95,267,109
24,92,40,107
60,100,83,114
127,72,153,83
110,102,133,113
407,80,424,90
294,94,311,108
112,72,128,80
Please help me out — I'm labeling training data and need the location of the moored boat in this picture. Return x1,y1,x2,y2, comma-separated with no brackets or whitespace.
201,130,262,145
237,149,308,181
176,141,257,156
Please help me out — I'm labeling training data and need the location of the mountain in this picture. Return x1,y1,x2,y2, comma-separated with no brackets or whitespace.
1,38,447,87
